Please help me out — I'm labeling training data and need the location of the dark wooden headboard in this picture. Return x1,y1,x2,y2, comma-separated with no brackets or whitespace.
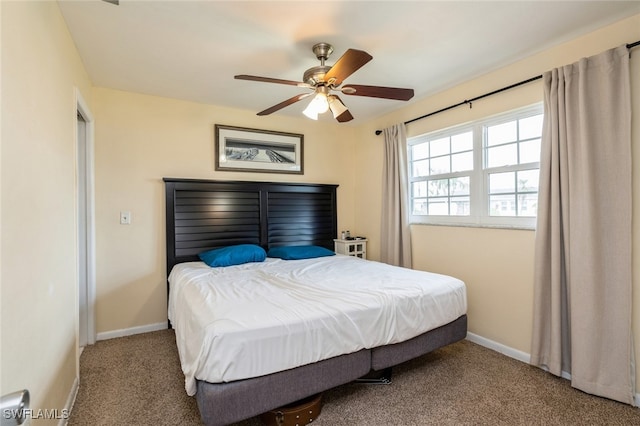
164,178,339,277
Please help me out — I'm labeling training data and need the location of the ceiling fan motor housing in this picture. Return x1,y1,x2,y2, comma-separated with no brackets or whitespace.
303,43,336,86
303,66,331,86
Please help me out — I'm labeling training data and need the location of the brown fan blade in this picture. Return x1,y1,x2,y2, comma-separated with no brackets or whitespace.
323,49,372,86
235,75,310,88
341,84,414,101
335,109,354,123
257,93,312,116
328,95,353,123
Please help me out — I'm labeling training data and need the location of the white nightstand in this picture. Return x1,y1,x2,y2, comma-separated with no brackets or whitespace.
334,238,367,259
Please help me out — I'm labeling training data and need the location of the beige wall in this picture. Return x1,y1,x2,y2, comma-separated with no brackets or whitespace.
357,14,640,385
92,88,358,333
1,0,92,421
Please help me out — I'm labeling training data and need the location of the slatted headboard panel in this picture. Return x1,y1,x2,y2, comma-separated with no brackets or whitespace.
164,178,338,276
267,191,336,248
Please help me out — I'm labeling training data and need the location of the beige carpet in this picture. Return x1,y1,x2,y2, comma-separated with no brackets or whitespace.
69,330,640,425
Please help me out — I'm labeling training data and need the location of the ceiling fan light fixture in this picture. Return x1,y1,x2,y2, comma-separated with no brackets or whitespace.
302,103,319,120
328,95,348,118
303,88,329,119
315,93,330,113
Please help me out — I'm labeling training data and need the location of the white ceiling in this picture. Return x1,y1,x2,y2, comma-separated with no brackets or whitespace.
58,1,640,125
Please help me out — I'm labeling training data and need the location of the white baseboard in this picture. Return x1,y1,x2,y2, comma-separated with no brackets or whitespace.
465,332,640,407
60,376,79,426
465,332,531,364
96,321,167,341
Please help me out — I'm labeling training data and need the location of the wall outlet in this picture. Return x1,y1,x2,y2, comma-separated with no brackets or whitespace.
120,211,131,225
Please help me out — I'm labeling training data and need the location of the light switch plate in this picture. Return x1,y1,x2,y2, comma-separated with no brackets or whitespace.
120,211,131,225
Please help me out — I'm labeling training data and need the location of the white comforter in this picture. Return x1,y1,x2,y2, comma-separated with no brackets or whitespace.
168,255,467,396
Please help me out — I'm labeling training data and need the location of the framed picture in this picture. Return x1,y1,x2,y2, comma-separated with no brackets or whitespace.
215,125,304,174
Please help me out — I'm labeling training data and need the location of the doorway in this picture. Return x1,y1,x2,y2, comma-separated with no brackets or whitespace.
76,90,95,347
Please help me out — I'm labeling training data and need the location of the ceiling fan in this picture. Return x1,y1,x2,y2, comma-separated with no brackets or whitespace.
235,43,414,123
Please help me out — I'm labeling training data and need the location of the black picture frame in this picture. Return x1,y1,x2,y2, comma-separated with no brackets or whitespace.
215,125,304,174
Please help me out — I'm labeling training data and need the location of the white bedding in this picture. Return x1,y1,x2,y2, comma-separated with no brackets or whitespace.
168,254,467,396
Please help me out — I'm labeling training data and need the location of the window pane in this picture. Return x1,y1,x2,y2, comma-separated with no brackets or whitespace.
412,181,427,197
517,193,538,217
450,177,470,195
413,159,429,177
517,169,539,192
428,179,448,196
412,199,428,215
430,155,450,174
428,198,448,215
412,143,429,161
519,114,543,139
450,197,470,216
430,137,450,157
489,194,516,216
487,144,517,168
451,151,473,172
451,132,472,152
489,172,515,194
487,121,517,146
519,139,540,164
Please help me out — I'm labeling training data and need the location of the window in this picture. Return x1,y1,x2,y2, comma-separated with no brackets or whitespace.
409,104,543,228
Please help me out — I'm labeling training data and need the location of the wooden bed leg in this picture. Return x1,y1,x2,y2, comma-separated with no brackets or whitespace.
355,367,392,385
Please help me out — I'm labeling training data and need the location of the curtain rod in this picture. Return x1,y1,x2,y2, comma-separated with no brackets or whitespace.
374,40,640,136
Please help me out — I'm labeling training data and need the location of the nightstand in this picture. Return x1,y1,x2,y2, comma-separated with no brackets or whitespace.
333,238,367,259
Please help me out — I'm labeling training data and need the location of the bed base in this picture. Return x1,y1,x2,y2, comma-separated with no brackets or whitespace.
195,315,467,426
354,367,393,385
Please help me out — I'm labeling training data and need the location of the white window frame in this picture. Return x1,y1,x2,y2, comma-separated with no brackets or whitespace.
408,103,543,229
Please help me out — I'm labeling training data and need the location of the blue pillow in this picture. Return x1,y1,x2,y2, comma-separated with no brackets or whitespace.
198,244,266,267
267,245,335,260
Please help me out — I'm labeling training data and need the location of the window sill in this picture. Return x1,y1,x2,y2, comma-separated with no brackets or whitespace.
409,221,535,231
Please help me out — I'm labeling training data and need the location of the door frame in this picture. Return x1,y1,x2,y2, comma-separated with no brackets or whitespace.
76,88,96,346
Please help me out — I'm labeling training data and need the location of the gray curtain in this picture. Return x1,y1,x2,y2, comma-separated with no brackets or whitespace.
530,45,633,404
381,123,412,268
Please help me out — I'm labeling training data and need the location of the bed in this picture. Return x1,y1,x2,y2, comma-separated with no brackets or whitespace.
164,178,468,425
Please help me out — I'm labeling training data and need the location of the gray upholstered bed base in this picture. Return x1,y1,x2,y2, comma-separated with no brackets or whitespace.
195,314,467,425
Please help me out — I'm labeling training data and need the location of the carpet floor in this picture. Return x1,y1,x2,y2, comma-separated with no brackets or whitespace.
68,330,640,425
